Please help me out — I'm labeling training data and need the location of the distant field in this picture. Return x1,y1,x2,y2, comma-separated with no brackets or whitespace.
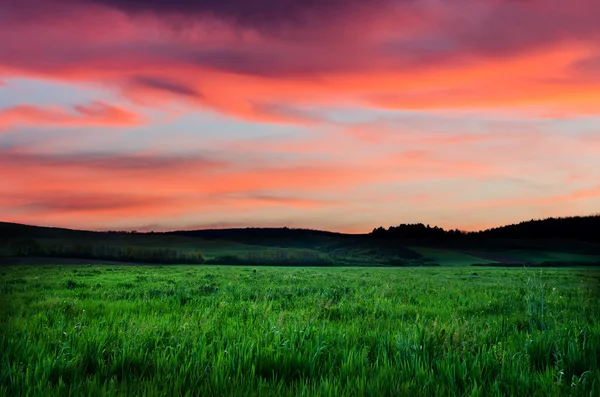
1,265,599,396
409,247,498,266
411,247,600,266
3,221,600,267
33,236,272,260
472,250,600,264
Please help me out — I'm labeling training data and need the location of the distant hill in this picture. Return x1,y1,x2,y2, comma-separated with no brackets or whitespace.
168,227,347,248
0,222,96,240
476,215,600,242
370,215,600,243
1,215,599,266
2,215,599,242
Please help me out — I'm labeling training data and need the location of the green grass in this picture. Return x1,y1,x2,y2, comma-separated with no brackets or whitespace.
479,250,600,264
1,265,599,396
409,247,498,266
411,247,600,266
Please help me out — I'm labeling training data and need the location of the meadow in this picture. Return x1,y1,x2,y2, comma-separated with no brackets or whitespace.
1,265,599,396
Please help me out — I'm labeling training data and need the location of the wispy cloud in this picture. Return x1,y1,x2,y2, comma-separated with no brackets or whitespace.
2,0,600,119
0,102,142,130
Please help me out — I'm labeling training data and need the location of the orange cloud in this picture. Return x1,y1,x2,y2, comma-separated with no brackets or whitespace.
2,1,600,122
0,128,597,231
0,102,143,130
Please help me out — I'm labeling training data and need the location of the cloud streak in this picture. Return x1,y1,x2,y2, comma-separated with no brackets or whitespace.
90,0,397,31
0,102,142,130
2,0,600,120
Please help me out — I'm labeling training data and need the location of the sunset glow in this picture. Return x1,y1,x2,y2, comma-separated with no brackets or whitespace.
1,0,599,232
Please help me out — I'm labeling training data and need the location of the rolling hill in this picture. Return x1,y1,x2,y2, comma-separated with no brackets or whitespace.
1,215,599,266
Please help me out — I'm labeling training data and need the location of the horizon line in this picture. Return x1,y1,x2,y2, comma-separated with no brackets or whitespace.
2,213,599,236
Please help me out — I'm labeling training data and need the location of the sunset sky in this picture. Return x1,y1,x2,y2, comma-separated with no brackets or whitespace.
1,0,599,233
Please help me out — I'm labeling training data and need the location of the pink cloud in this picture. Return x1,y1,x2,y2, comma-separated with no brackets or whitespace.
0,146,354,229
1,0,600,121
457,185,600,212
0,101,143,130
0,122,597,231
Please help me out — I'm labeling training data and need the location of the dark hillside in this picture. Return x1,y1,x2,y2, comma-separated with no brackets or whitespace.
477,215,600,242
370,215,600,243
167,227,346,249
2,215,600,265
0,222,96,240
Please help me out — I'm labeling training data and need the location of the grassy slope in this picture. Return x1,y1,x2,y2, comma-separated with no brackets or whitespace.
411,247,600,266
409,247,498,266
1,265,599,396
3,221,600,266
0,226,310,262
35,235,273,260
0,223,422,265
477,249,600,264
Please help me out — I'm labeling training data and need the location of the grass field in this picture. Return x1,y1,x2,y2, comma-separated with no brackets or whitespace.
3,221,600,267
408,247,498,266
410,247,600,266
1,265,599,396
34,235,275,260
472,250,600,264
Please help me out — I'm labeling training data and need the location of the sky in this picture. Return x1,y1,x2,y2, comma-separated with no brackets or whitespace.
1,0,599,233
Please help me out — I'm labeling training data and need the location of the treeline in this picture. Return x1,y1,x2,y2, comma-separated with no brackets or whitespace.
476,215,600,242
371,224,465,240
371,215,600,242
9,239,206,264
